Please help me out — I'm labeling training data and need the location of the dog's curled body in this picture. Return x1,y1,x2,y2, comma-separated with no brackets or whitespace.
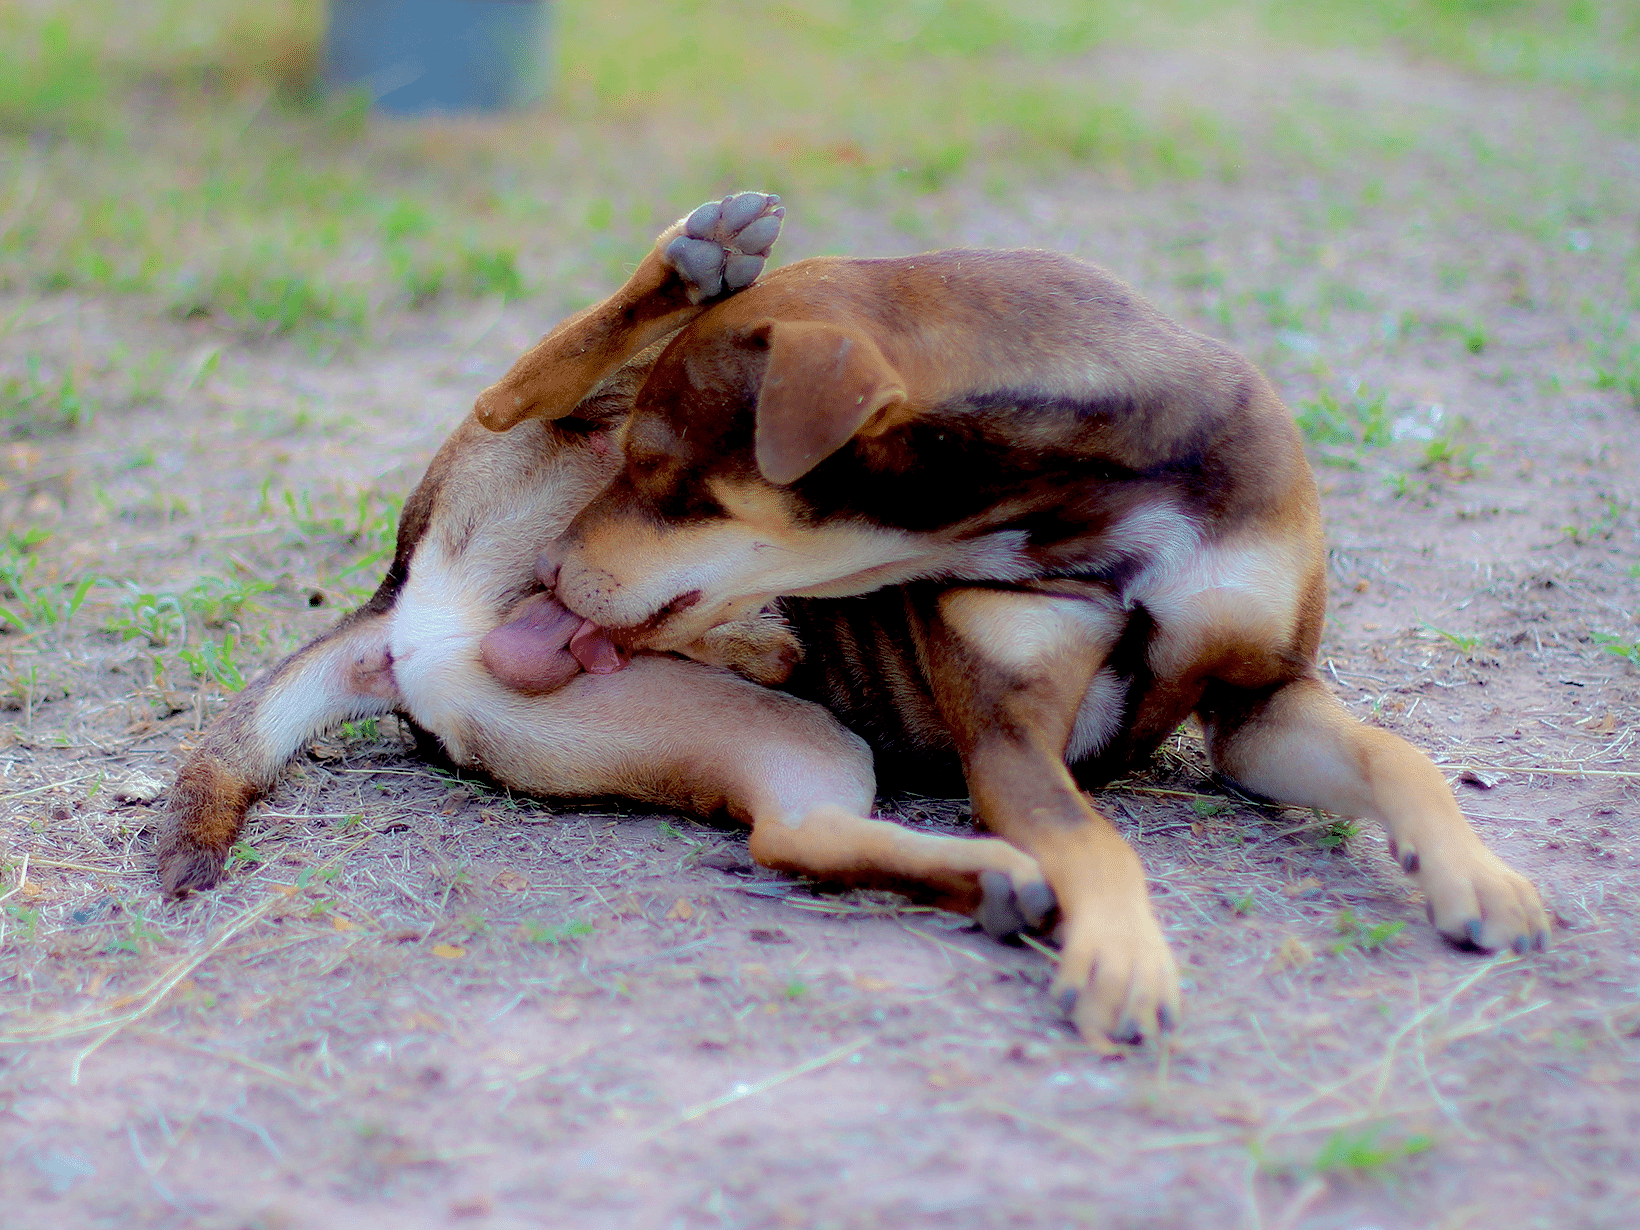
159,201,1054,939
481,245,1550,1045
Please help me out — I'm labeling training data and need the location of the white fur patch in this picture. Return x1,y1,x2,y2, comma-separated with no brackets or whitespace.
252,627,395,775
1125,527,1303,672
1067,667,1127,762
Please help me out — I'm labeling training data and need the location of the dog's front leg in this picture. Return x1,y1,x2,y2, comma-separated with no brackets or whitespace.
473,192,785,430
923,587,1181,1046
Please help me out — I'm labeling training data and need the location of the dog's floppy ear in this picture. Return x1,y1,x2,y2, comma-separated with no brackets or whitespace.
753,320,909,485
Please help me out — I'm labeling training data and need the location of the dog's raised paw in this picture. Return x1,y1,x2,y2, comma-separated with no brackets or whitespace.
665,192,784,302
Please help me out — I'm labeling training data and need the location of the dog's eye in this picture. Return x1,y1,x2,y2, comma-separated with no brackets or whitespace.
628,451,667,475
555,415,600,435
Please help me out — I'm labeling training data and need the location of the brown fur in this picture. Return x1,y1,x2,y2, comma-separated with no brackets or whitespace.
484,242,1550,1045
158,204,1052,942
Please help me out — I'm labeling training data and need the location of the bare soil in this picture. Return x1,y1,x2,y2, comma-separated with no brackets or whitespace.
3,44,1638,1230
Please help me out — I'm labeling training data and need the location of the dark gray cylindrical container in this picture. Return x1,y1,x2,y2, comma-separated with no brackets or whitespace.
325,0,551,114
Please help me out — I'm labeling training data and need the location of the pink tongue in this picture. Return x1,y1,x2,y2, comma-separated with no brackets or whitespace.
569,619,629,674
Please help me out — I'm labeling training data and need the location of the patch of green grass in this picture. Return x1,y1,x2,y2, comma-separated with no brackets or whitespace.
1561,496,1629,545
1310,1125,1433,1175
1,354,90,439
4,905,43,942
1420,620,1483,654
0,16,108,136
0,546,99,637
1315,816,1362,850
1294,384,1393,465
225,841,267,872
1251,287,1306,330
522,918,596,946
1331,908,1407,954
105,917,166,957
1593,633,1640,668
178,634,248,691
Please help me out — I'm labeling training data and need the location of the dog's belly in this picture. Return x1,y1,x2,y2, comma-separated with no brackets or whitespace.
781,520,1314,792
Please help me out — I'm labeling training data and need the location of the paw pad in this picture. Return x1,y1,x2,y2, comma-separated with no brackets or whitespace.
665,192,784,301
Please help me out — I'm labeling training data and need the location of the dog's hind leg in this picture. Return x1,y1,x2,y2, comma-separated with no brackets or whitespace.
157,613,399,896
473,192,785,430
1201,674,1549,953
450,657,1052,940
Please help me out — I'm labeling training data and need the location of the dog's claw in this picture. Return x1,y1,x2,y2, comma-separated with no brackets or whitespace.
1017,879,1057,931
975,867,1056,942
665,192,785,303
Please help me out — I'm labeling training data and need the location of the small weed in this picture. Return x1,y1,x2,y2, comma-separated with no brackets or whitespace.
1419,433,1479,478
0,549,99,636
1176,268,1225,291
1295,385,1392,462
782,979,809,1001
1,354,90,438
1250,287,1305,330
340,717,381,742
107,586,187,647
522,918,595,946
225,842,266,872
184,576,272,627
1311,1127,1433,1176
295,865,343,889
178,634,247,691
1560,497,1628,545
1311,808,1362,851
4,905,43,941
1227,890,1257,916
105,917,165,956
1421,621,1483,655
1331,909,1407,955
1593,633,1640,669
1383,471,1429,501
1191,797,1231,818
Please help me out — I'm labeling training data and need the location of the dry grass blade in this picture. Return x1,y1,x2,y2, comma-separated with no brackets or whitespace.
17,856,139,876
0,833,377,1079
639,1036,871,1141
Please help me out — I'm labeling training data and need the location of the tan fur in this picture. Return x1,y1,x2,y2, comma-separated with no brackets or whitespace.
482,238,1550,1045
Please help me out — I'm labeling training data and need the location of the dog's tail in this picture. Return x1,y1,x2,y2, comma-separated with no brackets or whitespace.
156,610,400,896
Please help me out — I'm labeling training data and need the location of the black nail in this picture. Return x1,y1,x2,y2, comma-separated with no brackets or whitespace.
1512,934,1529,954
1534,929,1549,952
1400,849,1420,874
1465,918,1484,947
1057,988,1077,1019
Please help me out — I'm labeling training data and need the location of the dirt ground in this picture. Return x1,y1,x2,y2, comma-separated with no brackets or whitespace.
3,43,1639,1230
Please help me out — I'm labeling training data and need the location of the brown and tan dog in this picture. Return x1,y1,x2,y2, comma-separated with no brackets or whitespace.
157,196,1054,944
476,240,1550,1045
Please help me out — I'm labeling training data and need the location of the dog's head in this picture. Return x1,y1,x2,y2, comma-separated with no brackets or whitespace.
547,281,1039,650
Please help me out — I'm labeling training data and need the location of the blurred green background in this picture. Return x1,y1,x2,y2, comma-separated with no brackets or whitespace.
1,0,1635,341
